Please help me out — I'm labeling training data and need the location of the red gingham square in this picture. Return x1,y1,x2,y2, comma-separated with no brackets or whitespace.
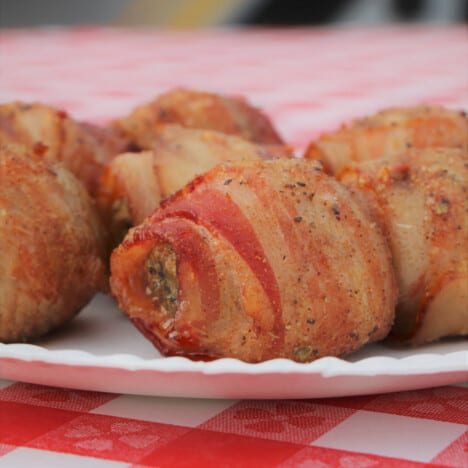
323,386,468,424
362,386,468,424
136,427,304,468
200,400,356,444
277,445,441,468
0,401,80,446
27,413,191,464
320,394,380,411
0,382,116,412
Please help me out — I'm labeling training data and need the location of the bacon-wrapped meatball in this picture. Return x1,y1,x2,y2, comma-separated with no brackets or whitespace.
0,144,107,342
339,147,468,344
0,101,129,195
110,158,397,362
98,125,292,250
113,88,284,148
304,106,468,174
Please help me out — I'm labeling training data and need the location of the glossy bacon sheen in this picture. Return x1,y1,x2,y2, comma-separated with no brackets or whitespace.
304,106,468,174
0,102,129,195
110,159,397,362
0,144,107,342
97,125,292,249
113,88,284,147
339,147,468,343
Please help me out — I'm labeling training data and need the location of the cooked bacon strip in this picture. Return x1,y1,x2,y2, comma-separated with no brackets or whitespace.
339,147,468,343
97,125,293,250
110,158,397,362
304,106,468,174
113,88,284,147
0,144,107,342
0,102,129,195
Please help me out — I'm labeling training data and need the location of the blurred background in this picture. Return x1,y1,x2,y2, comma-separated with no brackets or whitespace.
1,0,467,28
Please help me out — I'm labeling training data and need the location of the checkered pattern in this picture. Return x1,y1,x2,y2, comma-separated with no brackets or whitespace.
0,26,467,149
0,380,466,467
0,26,467,467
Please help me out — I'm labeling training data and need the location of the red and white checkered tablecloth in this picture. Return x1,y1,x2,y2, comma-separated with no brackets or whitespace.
1,26,467,147
0,26,467,467
0,379,467,467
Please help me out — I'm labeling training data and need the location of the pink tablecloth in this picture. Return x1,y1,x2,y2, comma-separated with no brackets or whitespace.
1,26,467,147
0,26,467,467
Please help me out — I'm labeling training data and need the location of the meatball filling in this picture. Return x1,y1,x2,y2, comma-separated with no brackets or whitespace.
144,243,178,316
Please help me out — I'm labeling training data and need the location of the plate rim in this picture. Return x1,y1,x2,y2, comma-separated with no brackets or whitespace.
1,342,467,378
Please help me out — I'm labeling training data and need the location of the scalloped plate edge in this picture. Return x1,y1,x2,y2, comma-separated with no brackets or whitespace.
1,343,467,378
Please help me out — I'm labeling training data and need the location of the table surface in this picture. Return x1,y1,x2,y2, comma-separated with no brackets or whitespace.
0,25,467,467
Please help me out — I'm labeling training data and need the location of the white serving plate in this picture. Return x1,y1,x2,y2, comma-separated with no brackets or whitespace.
0,294,466,399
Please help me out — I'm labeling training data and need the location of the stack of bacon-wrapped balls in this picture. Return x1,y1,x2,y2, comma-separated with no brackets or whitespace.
1,89,466,362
